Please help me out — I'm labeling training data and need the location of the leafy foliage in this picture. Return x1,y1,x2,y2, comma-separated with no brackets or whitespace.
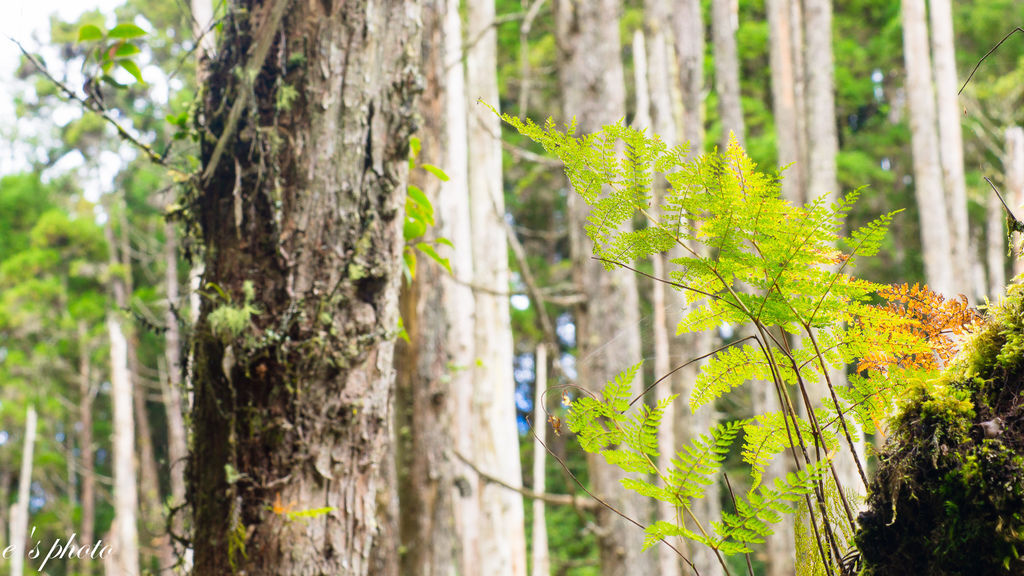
498,111,967,572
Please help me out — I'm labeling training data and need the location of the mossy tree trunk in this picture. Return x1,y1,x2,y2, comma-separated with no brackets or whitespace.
188,1,420,574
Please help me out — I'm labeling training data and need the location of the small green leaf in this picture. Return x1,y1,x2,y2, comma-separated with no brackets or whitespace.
403,247,416,281
119,60,144,83
407,185,433,216
113,42,141,58
77,25,104,43
397,316,409,342
100,74,124,88
409,136,421,160
416,243,452,275
108,23,147,39
436,237,454,249
421,163,450,182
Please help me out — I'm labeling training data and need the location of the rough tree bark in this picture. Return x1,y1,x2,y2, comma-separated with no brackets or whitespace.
928,0,973,299
901,0,955,296
711,0,745,149
465,0,529,573
394,0,469,573
553,2,654,575
187,1,421,574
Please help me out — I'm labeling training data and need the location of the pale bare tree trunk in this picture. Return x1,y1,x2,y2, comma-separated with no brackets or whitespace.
553,2,654,575
466,1,528,575
902,0,955,296
633,27,682,576
673,0,704,152
767,0,805,204
671,4,725,575
1008,127,1024,280
162,222,188,565
9,406,36,576
394,1,468,573
711,0,745,148
804,0,865,523
78,322,96,576
531,344,551,576
109,315,140,575
928,0,972,299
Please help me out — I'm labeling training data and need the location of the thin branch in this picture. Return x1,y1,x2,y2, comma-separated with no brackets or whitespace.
11,38,166,165
959,27,1024,95
451,450,597,510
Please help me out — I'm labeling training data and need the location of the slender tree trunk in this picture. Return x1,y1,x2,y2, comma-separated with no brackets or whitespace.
1008,127,1024,280
767,0,805,205
78,322,96,576
673,0,704,152
109,315,140,576
553,2,654,576
394,1,468,573
465,1,529,574
531,344,551,576
9,406,36,576
928,0,972,299
711,0,745,148
901,0,955,296
188,1,420,574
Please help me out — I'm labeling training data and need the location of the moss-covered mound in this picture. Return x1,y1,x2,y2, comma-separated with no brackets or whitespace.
856,284,1024,575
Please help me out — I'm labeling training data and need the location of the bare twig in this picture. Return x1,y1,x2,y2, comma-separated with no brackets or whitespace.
959,27,1024,95
451,450,597,510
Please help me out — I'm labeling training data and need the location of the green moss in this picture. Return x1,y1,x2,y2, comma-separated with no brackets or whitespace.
856,285,1024,575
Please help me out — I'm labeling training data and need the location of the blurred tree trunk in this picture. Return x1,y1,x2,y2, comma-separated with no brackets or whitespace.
928,0,972,299
9,405,36,576
188,0,420,573
531,344,551,576
395,0,470,573
78,322,96,576
711,0,745,148
108,316,140,575
673,0,704,153
162,221,188,565
1007,127,1024,280
901,0,955,296
465,0,529,574
553,2,654,576
767,0,805,205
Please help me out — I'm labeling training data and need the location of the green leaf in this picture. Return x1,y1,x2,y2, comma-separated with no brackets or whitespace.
436,237,454,249
409,136,421,160
77,25,104,43
403,216,427,241
403,247,416,281
415,243,452,275
108,23,147,39
421,163,450,182
407,185,433,217
119,60,145,84
113,42,141,58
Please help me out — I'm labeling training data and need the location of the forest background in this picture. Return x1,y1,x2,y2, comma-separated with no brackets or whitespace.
0,0,1022,575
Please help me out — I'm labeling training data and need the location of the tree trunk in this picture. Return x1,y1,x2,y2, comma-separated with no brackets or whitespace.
465,1,529,574
188,1,420,574
78,322,96,576
394,1,468,573
1008,127,1024,280
901,0,955,296
711,0,745,148
9,405,36,576
553,2,654,576
673,0,704,152
109,315,140,576
531,344,551,576
767,0,805,205
928,0,972,299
